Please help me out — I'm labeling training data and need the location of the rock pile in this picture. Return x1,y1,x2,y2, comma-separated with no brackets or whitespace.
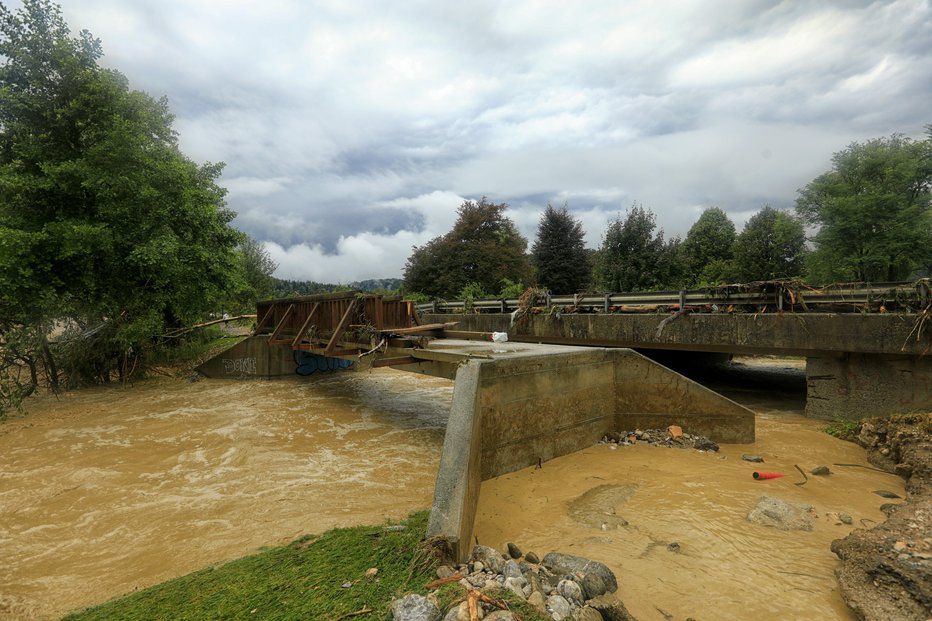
391,545,637,621
601,428,719,452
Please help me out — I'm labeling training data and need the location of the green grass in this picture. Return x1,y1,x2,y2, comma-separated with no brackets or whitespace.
64,511,437,621
822,418,861,441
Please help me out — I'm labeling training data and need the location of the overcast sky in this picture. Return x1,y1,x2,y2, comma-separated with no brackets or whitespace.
44,1,932,281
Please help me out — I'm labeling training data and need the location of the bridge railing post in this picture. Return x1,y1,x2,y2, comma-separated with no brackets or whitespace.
604,293,611,313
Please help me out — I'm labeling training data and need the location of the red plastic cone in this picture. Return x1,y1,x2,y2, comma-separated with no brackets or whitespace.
753,471,785,480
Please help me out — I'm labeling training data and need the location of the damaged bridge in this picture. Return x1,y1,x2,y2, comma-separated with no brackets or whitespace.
198,291,756,560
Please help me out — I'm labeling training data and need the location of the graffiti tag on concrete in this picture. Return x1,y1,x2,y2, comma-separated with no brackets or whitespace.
222,357,257,374
294,350,353,376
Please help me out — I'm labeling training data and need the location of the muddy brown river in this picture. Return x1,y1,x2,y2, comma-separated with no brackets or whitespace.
0,358,905,620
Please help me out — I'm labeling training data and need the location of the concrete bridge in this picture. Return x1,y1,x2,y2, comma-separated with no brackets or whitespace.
420,309,932,420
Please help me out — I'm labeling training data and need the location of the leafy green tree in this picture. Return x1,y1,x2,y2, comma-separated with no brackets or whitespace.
403,198,531,298
682,207,736,285
531,204,591,293
732,206,806,282
796,130,932,283
0,0,242,387
228,235,278,311
594,203,678,291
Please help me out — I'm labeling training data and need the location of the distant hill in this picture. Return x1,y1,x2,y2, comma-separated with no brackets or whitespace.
270,277,402,298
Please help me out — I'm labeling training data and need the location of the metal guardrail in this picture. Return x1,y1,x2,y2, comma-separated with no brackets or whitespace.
415,281,931,314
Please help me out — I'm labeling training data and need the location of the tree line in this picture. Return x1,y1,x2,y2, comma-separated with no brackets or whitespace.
404,129,932,299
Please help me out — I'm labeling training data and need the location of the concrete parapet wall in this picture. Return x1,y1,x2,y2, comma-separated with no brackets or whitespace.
806,354,932,420
427,347,754,561
422,312,929,357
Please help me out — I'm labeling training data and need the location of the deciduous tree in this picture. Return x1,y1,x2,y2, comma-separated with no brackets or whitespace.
0,0,242,389
403,198,531,298
796,130,932,283
682,207,736,285
594,203,678,291
732,206,806,282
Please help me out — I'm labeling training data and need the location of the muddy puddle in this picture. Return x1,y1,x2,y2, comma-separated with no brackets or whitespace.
0,370,453,620
475,358,905,621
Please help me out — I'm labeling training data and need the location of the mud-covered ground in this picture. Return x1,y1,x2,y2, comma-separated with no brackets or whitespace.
831,413,931,620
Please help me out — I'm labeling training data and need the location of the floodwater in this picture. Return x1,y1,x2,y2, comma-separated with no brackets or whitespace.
475,358,906,621
0,371,453,620
0,357,905,621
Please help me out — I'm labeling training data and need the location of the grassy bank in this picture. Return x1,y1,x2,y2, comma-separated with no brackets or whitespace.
64,512,436,621
63,509,551,621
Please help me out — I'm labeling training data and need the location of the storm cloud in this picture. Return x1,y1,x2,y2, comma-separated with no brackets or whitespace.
47,0,932,281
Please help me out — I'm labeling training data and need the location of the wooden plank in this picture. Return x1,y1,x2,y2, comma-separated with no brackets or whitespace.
410,349,492,364
325,298,357,354
381,322,458,335
267,304,295,343
371,356,419,368
291,302,320,349
442,330,493,341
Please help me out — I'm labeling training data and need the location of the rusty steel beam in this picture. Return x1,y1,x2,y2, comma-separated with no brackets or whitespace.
268,304,295,343
291,302,320,349
325,298,357,354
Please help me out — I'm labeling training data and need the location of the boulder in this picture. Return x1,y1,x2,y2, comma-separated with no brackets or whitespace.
542,552,618,593
746,495,814,531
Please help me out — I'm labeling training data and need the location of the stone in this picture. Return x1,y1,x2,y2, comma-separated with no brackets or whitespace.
504,576,527,599
392,594,441,621
442,603,468,621
587,593,638,621
507,542,522,559
525,551,541,564
542,552,618,593
436,565,455,579
502,559,523,579
742,454,765,463
873,490,902,499
810,465,831,476
747,496,814,531
839,513,853,525
472,561,485,574
667,542,681,553
558,578,584,603
579,571,612,600
471,545,505,574
573,607,605,621
485,612,515,621
527,590,548,615
667,424,683,438
547,594,573,620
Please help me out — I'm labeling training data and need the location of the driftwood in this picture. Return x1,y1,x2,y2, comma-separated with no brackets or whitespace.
655,309,689,338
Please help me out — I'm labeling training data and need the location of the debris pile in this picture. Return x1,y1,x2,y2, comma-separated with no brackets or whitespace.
601,426,719,452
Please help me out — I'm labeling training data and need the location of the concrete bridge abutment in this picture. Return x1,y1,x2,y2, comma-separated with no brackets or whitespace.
426,347,754,562
805,353,932,420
